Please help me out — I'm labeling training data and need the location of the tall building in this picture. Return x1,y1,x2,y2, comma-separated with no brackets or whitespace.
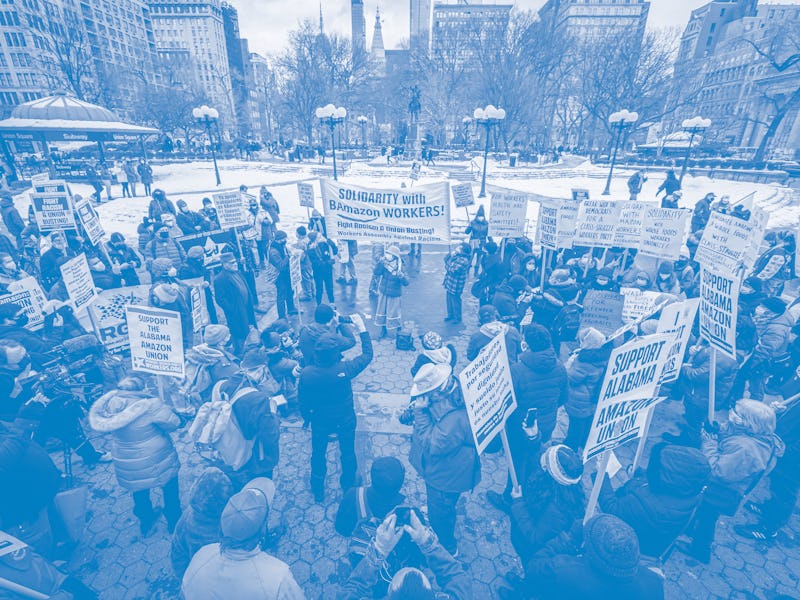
410,0,433,54
669,2,800,158
431,1,512,70
538,0,650,40
0,0,159,118
149,0,235,134
248,52,274,142
351,0,366,56
221,1,250,140
370,8,386,77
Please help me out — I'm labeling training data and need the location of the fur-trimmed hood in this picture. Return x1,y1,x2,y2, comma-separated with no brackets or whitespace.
89,390,161,432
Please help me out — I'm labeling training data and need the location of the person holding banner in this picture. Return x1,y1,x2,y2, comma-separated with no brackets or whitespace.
464,206,489,277
409,363,480,556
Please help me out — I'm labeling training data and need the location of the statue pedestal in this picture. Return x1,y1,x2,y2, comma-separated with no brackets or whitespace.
405,122,421,158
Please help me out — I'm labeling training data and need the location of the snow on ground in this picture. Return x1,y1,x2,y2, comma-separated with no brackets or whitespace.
11,157,798,249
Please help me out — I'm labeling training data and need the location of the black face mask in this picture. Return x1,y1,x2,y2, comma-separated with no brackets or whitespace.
14,313,28,327
159,231,170,239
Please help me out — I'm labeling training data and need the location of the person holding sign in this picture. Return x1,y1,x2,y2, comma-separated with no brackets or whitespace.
409,363,481,556
464,206,489,277
214,252,257,356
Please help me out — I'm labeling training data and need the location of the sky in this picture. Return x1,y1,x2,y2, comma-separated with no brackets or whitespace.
234,0,719,58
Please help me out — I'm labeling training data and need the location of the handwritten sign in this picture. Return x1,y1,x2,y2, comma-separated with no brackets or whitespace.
297,182,315,208
212,191,248,229
574,200,623,248
581,290,625,336
612,201,645,248
451,183,475,208
620,287,662,323
60,253,97,312
695,210,766,272
639,207,689,260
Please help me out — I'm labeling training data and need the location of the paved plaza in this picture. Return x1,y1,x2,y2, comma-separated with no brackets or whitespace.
60,247,800,600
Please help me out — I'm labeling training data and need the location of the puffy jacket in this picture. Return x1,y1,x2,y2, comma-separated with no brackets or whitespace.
374,263,408,298
565,346,611,418
752,311,794,365
509,348,568,441
681,346,738,409
145,237,186,270
89,390,180,492
599,444,710,557
701,425,774,495
492,285,522,324
410,383,480,494
467,321,522,363
464,218,489,242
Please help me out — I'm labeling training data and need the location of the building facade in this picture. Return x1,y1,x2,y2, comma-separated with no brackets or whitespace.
148,0,235,134
669,1,800,159
0,0,160,118
431,1,512,70
351,0,366,56
538,0,650,40
410,0,432,54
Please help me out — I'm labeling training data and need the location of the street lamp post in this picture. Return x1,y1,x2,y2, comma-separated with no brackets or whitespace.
316,104,347,181
474,105,506,198
192,105,221,186
601,109,639,196
679,116,712,185
357,115,369,155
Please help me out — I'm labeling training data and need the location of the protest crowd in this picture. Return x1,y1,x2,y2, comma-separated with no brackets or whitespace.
0,168,799,600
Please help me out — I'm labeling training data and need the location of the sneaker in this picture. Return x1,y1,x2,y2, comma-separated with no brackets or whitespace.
734,524,777,541
486,491,511,514
744,501,765,517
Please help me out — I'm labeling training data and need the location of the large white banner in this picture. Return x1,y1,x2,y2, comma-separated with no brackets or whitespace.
126,305,185,378
574,200,623,248
321,180,451,244
657,298,700,383
488,188,529,238
699,267,740,360
639,207,689,260
458,334,517,454
584,332,674,460
60,253,97,312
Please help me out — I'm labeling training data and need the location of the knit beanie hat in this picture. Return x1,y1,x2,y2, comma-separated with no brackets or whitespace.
584,514,640,579
152,283,179,304
189,467,233,519
203,324,230,346
220,489,268,542
540,444,583,485
314,303,335,324
523,323,552,352
187,245,205,259
370,456,405,498
150,257,174,279
421,331,443,351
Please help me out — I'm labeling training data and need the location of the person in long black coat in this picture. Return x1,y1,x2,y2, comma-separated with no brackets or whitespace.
213,252,256,355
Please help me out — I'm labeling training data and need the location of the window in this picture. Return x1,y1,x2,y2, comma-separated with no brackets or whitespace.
0,54,5,67
0,72,13,86
0,92,18,105
3,32,25,47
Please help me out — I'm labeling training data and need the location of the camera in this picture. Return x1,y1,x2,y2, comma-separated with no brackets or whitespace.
338,314,353,325
394,506,424,527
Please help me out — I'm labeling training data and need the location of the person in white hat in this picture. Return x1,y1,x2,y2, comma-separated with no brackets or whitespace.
373,246,409,339
408,363,480,556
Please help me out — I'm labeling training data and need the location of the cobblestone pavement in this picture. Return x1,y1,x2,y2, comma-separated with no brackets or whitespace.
62,249,800,599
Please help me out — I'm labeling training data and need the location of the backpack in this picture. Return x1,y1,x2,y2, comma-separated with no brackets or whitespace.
554,303,583,343
189,380,260,470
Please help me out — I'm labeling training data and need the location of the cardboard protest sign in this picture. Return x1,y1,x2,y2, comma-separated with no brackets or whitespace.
289,253,303,298
581,290,625,335
620,287,662,323
451,182,475,208
699,267,740,360
488,188,528,238
126,305,185,378
613,201,645,248
742,205,768,271
0,531,27,558
177,229,236,268
657,298,700,383
297,182,315,208
583,332,674,460
536,199,559,250
87,284,151,353
4,277,47,330
321,180,451,244
74,197,105,246
695,211,766,273
458,333,517,454
212,191,248,229
639,208,689,260
31,184,76,231
573,200,623,248
60,253,97,312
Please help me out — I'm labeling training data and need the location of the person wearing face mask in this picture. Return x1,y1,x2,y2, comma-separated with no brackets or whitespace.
39,232,74,290
443,243,471,325
464,205,489,277
590,267,619,293
653,261,681,296
150,282,194,348
175,200,206,236
40,300,88,347
520,253,541,288
738,276,765,316
738,297,794,401
409,363,481,556
199,197,220,230
0,303,47,368
0,252,27,292
87,253,121,290
145,224,187,274
105,232,142,286
148,188,175,224
630,270,653,292
214,252,257,356
374,246,409,339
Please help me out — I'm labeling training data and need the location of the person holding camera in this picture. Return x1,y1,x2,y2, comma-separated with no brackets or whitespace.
337,510,472,599
299,313,373,502
409,363,481,556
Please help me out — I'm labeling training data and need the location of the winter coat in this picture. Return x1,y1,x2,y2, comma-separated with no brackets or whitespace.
213,270,256,340
298,332,373,427
124,162,139,182
599,444,710,557
701,425,774,495
410,383,481,494
137,163,154,184
298,322,356,367
307,239,337,272
268,244,291,285
509,348,568,442
0,324,47,367
467,321,523,363
691,197,711,232
171,469,232,577
524,551,664,600
182,544,304,600
373,262,408,298
751,311,794,366
148,197,175,222
145,237,186,271
681,347,738,410
657,175,680,197
492,285,523,325
464,218,489,242
0,199,24,239
177,210,207,235
443,252,471,295
411,344,457,377
39,247,71,289
565,346,611,418
137,223,155,254
89,390,180,492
